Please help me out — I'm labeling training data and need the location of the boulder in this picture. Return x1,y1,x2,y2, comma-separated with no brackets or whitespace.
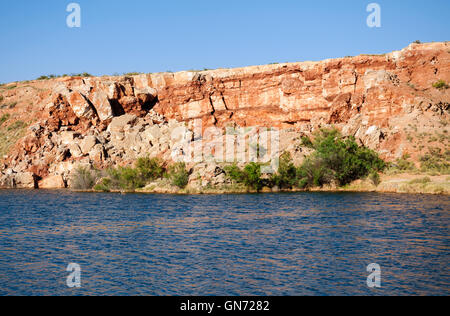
39,175,66,189
80,136,98,154
68,91,97,120
144,125,162,141
89,144,106,163
107,114,137,133
60,131,76,145
89,88,113,121
14,172,37,189
135,86,157,105
69,143,83,158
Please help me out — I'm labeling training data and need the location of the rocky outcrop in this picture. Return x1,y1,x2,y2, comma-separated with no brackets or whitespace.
0,42,449,189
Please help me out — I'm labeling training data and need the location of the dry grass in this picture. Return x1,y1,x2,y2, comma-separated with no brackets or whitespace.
0,118,28,158
337,173,450,195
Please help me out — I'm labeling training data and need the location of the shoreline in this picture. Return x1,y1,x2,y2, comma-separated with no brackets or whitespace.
2,174,449,196
1,188,448,196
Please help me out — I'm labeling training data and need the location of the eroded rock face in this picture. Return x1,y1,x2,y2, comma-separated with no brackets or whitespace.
0,42,449,189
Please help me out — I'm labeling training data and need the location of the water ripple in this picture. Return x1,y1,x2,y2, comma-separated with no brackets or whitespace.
0,190,448,296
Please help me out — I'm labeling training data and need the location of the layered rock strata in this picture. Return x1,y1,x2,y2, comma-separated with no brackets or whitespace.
0,42,448,189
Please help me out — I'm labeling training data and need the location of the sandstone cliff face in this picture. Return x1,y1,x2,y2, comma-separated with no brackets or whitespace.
0,42,449,189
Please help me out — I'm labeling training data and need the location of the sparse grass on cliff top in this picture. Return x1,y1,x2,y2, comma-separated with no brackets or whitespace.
123,72,143,76
37,73,93,80
0,118,28,159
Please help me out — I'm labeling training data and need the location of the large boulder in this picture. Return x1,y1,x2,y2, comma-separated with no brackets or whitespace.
89,88,114,121
59,131,77,145
14,172,37,189
79,136,98,155
89,144,106,163
69,143,84,158
68,91,97,120
107,114,137,133
39,175,66,189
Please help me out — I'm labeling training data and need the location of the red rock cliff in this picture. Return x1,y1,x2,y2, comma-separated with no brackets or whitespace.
0,42,449,188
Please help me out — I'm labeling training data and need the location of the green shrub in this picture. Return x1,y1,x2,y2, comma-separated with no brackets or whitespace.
225,163,245,183
297,155,334,188
168,162,189,188
242,162,264,191
390,154,416,172
432,80,449,90
298,128,385,187
369,171,381,186
93,178,113,192
0,95,3,103
271,152,298,189
92,158,166,192
225,162,264,191
136,157,164,181
420,148,450,174
71,166,99,190
37,73,92,80
226,129,385,191
300,135,314,148
0,114,10,126
107,167,145,190
121,167,145,189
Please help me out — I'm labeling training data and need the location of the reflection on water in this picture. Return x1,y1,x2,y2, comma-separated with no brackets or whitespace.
0,190,448,296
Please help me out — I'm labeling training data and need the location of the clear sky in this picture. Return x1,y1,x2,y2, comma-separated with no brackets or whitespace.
0,0,449,83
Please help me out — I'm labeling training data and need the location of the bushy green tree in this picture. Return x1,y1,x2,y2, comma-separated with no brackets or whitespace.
136,157,164,181
242,162,264,191
168,162,189,188
94,158,166,192
224,163,244,183
71,166,99,190
297,155,334,188
108,167,145,190
271,152,297,189
297,128,385,187
369,171,381,186
225,162,264,191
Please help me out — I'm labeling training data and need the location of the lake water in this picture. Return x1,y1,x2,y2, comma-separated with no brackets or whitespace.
0,190,448,296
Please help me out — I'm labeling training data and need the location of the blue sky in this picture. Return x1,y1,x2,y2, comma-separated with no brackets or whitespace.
0,0,449,83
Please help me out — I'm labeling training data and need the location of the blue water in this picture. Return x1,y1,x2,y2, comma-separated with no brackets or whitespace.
0,190,448,296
